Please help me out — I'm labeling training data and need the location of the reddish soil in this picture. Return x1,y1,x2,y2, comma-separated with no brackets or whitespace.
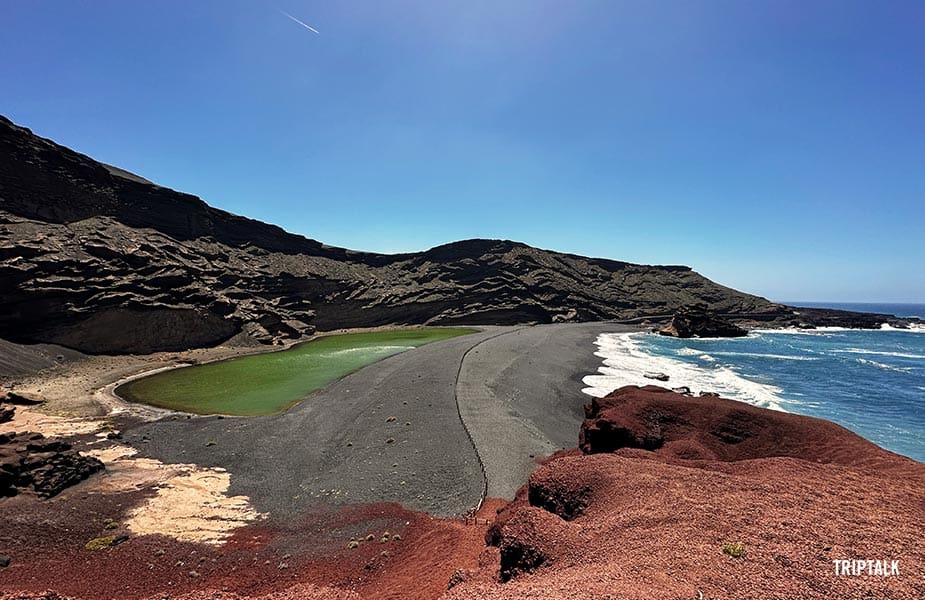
445,386,925,599
0,477,501,600
3,386,923,599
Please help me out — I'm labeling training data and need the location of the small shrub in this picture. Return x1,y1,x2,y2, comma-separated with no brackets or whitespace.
722,542,746,558
85,536,116,551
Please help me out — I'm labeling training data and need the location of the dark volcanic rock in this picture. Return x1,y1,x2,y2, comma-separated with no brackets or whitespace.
0,406,13,423
0,431,104,498
658,304,749,338
1,392,45,406
0,115,831,354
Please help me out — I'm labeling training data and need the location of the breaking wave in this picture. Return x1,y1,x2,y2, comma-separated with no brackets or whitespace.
581,333,792,411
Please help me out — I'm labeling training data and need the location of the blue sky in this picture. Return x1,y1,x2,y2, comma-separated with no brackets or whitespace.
3,1,923,302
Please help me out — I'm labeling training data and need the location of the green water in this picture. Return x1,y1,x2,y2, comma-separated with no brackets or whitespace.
116,328,475,416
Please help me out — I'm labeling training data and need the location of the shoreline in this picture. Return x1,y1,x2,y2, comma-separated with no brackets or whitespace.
586,327,925,463
2,321,924,599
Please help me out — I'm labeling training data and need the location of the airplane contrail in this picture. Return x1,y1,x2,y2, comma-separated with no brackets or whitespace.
279,9,319,34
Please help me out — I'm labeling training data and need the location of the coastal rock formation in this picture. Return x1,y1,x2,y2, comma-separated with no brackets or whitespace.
0,431,104,498
447,386,925,599
658,304,748,338
0,115,789,353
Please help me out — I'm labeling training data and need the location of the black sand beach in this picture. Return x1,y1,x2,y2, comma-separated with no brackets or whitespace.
121,323,636,520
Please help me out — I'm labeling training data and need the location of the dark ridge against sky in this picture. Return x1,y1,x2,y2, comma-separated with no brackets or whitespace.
2,1,923,302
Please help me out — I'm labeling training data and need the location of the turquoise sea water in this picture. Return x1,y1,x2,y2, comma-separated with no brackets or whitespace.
583,314,925,462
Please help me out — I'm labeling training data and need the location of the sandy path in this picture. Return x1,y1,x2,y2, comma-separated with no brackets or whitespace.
455,322,637,499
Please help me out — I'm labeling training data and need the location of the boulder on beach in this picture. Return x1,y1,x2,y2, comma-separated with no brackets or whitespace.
658,304,748,338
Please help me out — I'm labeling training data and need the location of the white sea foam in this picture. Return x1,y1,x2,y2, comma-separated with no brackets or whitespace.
855,358,912,373
751,327,854,336
835,348,925,360
880,323,925,333
709,351,819,361
581,332,791,411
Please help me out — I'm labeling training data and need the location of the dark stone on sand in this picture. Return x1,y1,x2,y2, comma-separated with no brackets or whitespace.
2,391,44,406
0,555,10,568
0,431,104,497
659,304,748,338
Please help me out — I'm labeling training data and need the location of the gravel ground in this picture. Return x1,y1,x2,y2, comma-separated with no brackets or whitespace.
456,322,636,499
122,323,634,521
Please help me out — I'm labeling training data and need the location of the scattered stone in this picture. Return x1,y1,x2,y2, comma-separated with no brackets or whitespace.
0,555,11,568
0,406,13,424
385,416,396,422
643,372,670,382
385,437,395,444
447,568,467,590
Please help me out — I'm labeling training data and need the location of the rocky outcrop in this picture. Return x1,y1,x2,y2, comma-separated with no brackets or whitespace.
578,385,901,464
448,387,925,599
0,431,104,498
658,304,748,338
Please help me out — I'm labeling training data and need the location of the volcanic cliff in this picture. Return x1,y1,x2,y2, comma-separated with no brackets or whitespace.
0,115,893,354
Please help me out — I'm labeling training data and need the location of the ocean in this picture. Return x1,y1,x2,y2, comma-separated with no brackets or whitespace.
582,303,925,463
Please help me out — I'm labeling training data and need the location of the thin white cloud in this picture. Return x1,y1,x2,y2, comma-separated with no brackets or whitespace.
279,9,319,34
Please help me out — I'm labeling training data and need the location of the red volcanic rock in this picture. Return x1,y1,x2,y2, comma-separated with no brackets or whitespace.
579,385,916,470
448,386,925,599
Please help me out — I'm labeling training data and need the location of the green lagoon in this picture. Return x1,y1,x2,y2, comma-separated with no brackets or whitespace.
116,328,475,416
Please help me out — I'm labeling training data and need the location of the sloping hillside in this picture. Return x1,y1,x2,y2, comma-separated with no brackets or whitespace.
0,115,784,353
